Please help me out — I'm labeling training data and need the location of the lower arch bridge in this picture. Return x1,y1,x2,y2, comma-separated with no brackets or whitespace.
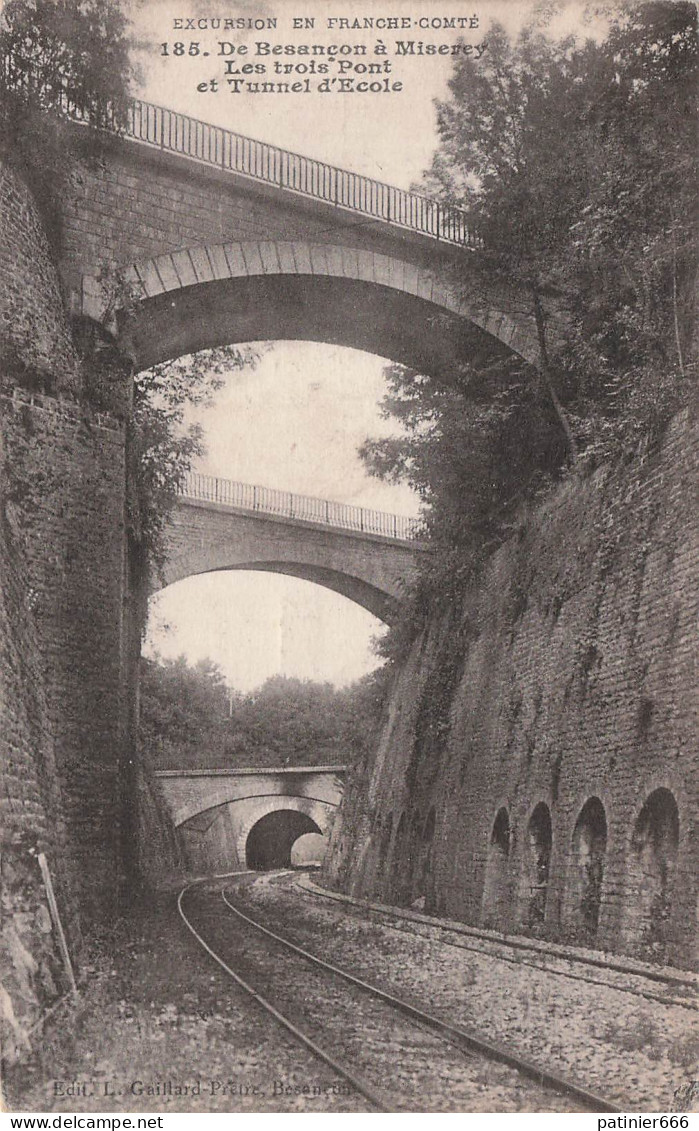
157,473,428,623
155,765,347,873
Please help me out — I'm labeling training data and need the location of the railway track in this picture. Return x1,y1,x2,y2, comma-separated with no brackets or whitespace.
296,875,698,1012
178,878,622,1113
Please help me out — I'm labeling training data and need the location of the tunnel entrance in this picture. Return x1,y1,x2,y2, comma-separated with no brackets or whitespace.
245,809,323,870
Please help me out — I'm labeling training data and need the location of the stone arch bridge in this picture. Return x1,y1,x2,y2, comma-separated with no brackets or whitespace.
53,97,555,378
155,765,346,873
159,472,427,622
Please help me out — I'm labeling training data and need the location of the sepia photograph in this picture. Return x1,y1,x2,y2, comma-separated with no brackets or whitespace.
0,0,697,1119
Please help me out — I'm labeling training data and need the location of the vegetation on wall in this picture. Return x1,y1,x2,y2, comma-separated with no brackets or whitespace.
0,2,264,594
129,345,260,590
362,3,697,652
0,0,135,246
139,656,388,771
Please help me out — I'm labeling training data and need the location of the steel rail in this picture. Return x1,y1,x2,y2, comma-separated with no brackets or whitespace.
220,884,622,1114
176,884,390,1112
298,876,698,997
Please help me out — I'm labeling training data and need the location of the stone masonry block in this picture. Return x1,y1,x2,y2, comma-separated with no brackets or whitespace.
385,258,405,293
416,270,435,303
258,241,281,274
340,246,360,279
170,250,198,289
222,242,247,278
290,242,312,275
275,243,298,274
188,246,216,285
402,262,420,295
135,260,166,298
372,254,392,288
355,250,375,283
206,244,230,280
309,245,330,275
240,242,264,275
322,246,345,278
152,254,180,293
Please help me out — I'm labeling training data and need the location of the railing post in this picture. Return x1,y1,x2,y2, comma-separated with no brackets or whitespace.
253,485,258,510
325,500,329,524
393,514,397,538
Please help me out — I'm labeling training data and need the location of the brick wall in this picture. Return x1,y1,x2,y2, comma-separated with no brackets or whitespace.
0,420,76,1059
326,409,698,969
0,161,80,394
0,161,130,1054
58,139,435,297
2,390,129,905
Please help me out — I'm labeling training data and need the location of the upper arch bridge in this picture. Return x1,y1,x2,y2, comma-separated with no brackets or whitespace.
46,95,557,376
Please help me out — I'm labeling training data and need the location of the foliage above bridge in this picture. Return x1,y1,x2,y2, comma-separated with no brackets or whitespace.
363,5,697,656
139,657,387,772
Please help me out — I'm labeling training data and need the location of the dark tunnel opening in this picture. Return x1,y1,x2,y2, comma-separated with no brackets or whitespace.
245,809,323,870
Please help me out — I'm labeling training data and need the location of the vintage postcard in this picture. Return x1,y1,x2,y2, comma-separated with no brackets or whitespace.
0,0,697,1119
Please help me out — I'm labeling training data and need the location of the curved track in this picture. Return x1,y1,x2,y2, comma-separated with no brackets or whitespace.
178,878,621,1113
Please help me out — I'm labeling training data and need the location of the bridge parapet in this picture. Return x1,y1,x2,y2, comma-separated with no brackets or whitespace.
180,472,425,543
31,85,480,249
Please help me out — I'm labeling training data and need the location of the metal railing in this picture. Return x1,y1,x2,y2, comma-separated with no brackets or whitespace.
2,55,479,248
179,472,425,542
119,98,478,246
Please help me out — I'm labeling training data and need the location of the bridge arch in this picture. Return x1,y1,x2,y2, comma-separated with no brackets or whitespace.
157,558,402,624
155,497,424,623
173,789,338,874
233,794,336,867
85,239,539,375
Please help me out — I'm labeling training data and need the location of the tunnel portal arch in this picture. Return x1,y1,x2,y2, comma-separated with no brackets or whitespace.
245,809,323,870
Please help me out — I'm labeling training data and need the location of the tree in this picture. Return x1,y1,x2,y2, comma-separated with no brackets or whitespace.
361,6,696,646
224,673,389,768
559,3,697,457
422,6,696,465
139,659,389,771
129,344,260,587
0,0,136,242
360,359,564,561
138,654,229,768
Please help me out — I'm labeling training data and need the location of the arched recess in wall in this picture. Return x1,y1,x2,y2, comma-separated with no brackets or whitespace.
410,806,436,908
519,802,553,927
565,797,607,937
376,811,394,883
391,810,412,906
627,788,679,951
482,807,511,928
